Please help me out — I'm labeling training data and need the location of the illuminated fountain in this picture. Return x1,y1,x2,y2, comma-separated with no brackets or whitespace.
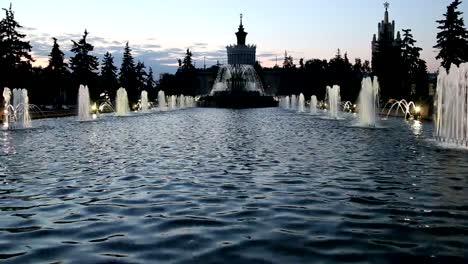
2,88,32,129
115,87,130,116
185,96,194,108
290,94,297,110
298,93,305,112
209,65,265,96
279,96,290,109
326,85,341,119
434,63,468,147
140,90,149,112
342,101,354,113
178,95,185,109
97,92,114,113
382,99,416,120
200,65,276,108
77,85,91,121
357,77,380,127
158,90,167,111
169,95,176,110
310,95,317,114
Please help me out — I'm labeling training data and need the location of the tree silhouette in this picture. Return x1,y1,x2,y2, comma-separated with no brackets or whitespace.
135,61,147,94
119,42,137,101
45,38,69,106
175,49,198,95
362,60,371,73
145,67,157,99
47,38,67,72
100,51,118,99
69,29,99,100
434,0,468,70
0,3,33,87
283,51,295,68
181,49,195,70
328,49,354,101
401,29,427,99
304,59,328,98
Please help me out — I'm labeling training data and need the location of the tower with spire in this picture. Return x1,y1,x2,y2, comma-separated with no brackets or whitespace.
227,14,256,65
371,2,401,66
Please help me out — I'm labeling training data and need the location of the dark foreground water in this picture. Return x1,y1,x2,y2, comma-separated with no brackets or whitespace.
0,108,466,263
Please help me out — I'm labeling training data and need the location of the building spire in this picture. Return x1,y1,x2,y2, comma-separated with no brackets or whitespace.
235,14,247,45
384,2,389,23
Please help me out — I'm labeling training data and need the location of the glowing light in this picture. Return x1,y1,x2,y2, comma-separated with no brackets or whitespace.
91,103,97,112
415,106,421,113
353,104,356,108
92,113,97,119
3,109,8,114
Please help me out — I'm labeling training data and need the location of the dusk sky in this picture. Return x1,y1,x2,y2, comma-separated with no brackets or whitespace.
8,0,466,77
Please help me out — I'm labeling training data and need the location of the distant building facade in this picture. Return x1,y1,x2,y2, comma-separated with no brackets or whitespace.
226,14,256,65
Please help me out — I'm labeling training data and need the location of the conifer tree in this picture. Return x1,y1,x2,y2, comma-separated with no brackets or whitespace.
135,61,147,92
176,49,198,95
47,38,67,72
46,38,69,106
119,42,137,101
145,67,157,99
401,29,427,99
282,51,295,68
100,51,118,98
181,49,195,71
434,0,468,70
0,4,33,87
69,30,99,89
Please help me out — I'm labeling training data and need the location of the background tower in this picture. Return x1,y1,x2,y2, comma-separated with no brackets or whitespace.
227,14,256,65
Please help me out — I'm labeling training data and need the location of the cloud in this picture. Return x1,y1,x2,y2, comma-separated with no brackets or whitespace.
257,52,276,58
26,31,279,77
26,31,188,77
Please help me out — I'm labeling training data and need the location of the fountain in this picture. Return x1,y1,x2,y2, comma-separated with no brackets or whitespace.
199,64,277,108
185,96,194,108
298,93,305,112
291,94,297,110
286,96,290,109
170,95,177,110
178,94,185,109
382,99,416,120
310,95,318,114
141,90,149,112
209,65,265,96
357,77,380,127
434,63,468,147
2,87,32,129
342,101,354,113
77,85,91,121
326,85,341,119
157,90,167,111
280,96,291,109
115,87,130,116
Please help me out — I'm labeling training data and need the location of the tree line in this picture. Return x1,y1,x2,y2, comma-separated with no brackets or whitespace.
0,4,159,108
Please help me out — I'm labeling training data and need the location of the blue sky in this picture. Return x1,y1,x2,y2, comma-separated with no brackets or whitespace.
7,0,466,77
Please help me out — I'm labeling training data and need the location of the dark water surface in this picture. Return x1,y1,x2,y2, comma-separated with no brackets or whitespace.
0,108,466,263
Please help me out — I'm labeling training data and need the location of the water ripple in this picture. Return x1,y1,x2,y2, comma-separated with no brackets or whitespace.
0,109,466,263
